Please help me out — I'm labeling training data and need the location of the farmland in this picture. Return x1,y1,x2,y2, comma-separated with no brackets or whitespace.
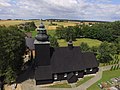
0,20,76,30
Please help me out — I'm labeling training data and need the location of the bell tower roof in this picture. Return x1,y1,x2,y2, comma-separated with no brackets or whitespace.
35,23,49,42
39,23,45,28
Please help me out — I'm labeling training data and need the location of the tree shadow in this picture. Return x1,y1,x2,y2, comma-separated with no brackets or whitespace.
16,60,35,83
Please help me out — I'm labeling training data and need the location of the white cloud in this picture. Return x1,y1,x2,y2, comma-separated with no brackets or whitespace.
0,0,120,21
0,0,11,7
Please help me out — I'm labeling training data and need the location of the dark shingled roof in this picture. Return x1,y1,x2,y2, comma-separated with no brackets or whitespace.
35,47,99,79
82,52,99,68
25,37,35,50
35,66,52,80
51,47,86,73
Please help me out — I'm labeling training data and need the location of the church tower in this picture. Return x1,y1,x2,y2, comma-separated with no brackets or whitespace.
34,23,51,66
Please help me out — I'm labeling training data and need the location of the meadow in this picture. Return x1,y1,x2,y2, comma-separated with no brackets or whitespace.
58,38,102,47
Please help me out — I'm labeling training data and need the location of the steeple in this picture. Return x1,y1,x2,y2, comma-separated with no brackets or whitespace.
35,23,49,42
34,22,51,66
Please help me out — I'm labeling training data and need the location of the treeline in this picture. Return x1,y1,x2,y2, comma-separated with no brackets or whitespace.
80,39,120,63
18,21,37,32
56,21,120,42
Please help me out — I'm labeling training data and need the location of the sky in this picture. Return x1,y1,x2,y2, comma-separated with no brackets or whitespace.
0,0,120,21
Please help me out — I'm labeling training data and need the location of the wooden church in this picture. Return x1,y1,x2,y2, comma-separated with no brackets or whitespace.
27,23,99,85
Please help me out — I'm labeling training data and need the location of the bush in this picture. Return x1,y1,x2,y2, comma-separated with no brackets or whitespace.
80,42,90,52
49,36,59,47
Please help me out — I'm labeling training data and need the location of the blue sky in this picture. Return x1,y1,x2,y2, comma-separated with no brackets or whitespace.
0,0,120,21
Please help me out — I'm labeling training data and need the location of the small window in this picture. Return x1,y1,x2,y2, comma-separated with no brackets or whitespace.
75,72,78,76
54,74,57,80
64,73,67,78
90,69,93,71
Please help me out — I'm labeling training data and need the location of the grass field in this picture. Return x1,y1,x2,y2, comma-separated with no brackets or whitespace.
48,83,71,88
58,38,102,47
87,69,120,90
0,20,31,26
0,20,76,30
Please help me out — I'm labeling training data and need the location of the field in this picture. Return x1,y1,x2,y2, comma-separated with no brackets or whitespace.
0,20,31,26
48,83,71,88
87,69,120,90
58,38,102,47
0,20,76,30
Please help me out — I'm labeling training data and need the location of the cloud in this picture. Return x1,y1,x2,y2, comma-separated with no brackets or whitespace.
0,0,11,7
0,0,120,21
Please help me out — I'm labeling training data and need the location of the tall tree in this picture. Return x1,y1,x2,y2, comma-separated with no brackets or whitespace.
0,25,26,84
64,26,76,41
55,25,65,39
49,36,59,47
97,41,117,63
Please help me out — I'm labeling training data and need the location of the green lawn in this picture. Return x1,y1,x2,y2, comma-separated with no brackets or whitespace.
48,83,71,88
76,76,94,87
58,38,102,47
87,69,120,90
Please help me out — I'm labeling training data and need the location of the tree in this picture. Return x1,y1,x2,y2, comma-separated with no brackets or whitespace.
55,25,65,39
72,25,82,37
64,26,76,41
112,21,120,36
49,36,59,47
0,25,26,84
81,23,115,42
19,21,36,32
114,37,120,54
97,41,117,63
90,46,98,54
56,26,77,41
80,42,90,52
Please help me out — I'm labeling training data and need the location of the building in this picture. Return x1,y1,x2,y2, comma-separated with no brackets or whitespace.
32,23,99,85
24,32,35,62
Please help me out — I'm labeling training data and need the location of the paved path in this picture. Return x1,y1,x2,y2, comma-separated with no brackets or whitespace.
20,64,118,90
76,65,113,90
